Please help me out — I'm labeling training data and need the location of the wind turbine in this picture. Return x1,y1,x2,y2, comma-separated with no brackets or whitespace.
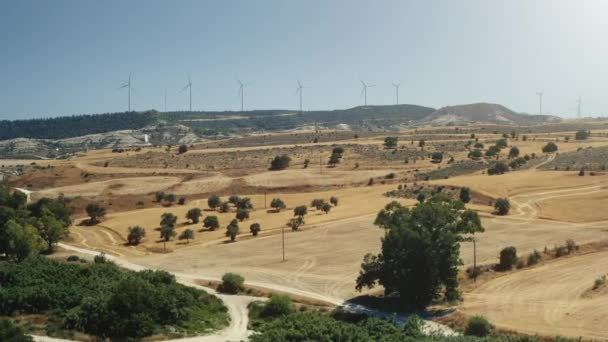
576,96,582,118
180,77,192,112
392,83,401,105
536,91,543,115
295,81,304,113
237,80,252,112
360,80,374,106
117,73,133,112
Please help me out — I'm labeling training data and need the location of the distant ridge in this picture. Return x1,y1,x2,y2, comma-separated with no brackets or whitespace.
421,103,561,126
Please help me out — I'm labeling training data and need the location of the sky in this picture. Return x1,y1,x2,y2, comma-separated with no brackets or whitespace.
1,0,608,120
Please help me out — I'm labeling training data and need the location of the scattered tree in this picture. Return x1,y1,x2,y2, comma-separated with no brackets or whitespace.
311,198,325,210
36,208,69,251
495,138,508,149
228,195,241,205
330,196,339,206
575,130,590,140
203,215,220,231
160,212,177,228
219,201,231,213
431,152,443,163
270,198,286,212
459,187,472,203
127,225,146,245
321,203,332,214
384,137,398,148
179,229,194,243
178,196,186,205
288,216,305,231
416,193,425,203
154,191,166,203
207,195,221,210
293,205,308,217
270,155,292,170
178,144,188,154
494,198,510,215
236,208,250,222
160,225,176,242
542,142,558,153
186,208,202,224
499,246,517,270
487,161,509,175
226,219,239,242
5,220,44,261
236,197,253,210
250,223,261,236
85,203,106,224
468,149,483,160
508,146,520,159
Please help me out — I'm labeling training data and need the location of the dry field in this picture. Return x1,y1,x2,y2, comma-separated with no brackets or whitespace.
9,123,608,338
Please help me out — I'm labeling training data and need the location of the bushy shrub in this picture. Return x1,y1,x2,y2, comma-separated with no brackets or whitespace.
270,155,292,170
465,315,492,337
499,246,517,270
527,250,542,266
219,272,244,294
260,295,293,318
494,198,510,215
67,255,80,262
542,142,558,153
0,319,33,342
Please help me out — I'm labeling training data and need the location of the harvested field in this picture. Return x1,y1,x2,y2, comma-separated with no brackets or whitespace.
243,168,399,188
537,188,608,223
461,249,608,340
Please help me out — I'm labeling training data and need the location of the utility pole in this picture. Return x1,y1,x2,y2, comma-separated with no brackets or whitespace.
264,191,267,209
282,226,285,262
473,237,477,282
319,153,322,174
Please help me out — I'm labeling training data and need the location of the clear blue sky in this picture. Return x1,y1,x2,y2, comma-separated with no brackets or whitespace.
2,0,607,119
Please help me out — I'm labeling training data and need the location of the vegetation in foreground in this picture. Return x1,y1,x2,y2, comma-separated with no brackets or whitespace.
0,257,229,340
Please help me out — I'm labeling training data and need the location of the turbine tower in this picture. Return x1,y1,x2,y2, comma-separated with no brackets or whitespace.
180,77,192,112
237,80,251,112
360,80,374,106
392,83,401,105
118,73,133,112
295,80,304,113
536,91,543,115
576,96,582,118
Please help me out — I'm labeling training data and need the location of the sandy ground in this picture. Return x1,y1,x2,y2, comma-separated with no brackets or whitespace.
243,168,399,188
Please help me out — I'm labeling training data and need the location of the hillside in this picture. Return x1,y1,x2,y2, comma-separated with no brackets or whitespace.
421,103,561,126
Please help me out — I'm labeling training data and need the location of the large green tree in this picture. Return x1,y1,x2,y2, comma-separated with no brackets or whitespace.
37,208,69,251
357,195,484,309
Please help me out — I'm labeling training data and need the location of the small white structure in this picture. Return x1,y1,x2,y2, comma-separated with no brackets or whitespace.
144,134,149,143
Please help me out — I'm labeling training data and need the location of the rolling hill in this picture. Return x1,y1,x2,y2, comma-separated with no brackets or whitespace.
421,103,561,126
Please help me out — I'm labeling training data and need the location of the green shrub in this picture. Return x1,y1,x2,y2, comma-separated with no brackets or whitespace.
66,255,80,262
499,246,517,271
494,198,510,215
542,142,558,153
464,315,492,337
527,250,542,266
0,319,33,342
260,295,294,318
219,273,245,294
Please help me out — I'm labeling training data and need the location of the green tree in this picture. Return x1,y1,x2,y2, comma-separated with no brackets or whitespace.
508,146,520,159
236,197,253,210
270,155,292,170
383,137,398,148
494,198,510,215
495,138,508,149
228,195,241,205
488,161,509,175
127,225,146,245
293,205,308,217
207,194,222,210
542,142,558,153
328,152,342,166
178,229,194,243
310,199,325,210
431,151,443,163
288,216,305,231
236,208,250,222
154,191,165,203
163,193,176,205
330,196,339,206
219,201,231,213
186,208,202,224
321,203,332,214
459,187,472,203
356,197,484,309
418,139,425,149
250,223,261,236
226,219,239,242
575,130,590,140
485,145,501,157
203,215,220,230
416,193,425,203
0,319,34,342
85,203,106,224
160,225,176,242
499,246,517,270
160,212,177,228
5,220,44,261
474,142,484,148
178,144,188,154
37,208,69,251
468,148,483,160
270,198,286,212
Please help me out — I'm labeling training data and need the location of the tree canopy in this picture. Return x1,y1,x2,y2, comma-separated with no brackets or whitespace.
358,196,484,309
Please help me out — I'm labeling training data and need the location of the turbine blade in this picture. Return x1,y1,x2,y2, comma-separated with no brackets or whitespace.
117,84,129,90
